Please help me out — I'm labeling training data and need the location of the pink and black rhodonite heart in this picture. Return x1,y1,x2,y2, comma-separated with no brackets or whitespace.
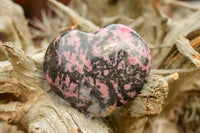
43,24,151,117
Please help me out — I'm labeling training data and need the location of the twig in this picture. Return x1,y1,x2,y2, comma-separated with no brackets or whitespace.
149,44,172,49
151,68,200,74
175,35,200,67
129,16,144,29
164,73,179,82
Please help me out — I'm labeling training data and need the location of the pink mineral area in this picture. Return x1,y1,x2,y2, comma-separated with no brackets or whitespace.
128,54,138,66
88,77,95,86
97,28,108,37
63,51,84,74
113,82,118,88
96,28,103,32
63,91,78,99
54,35,61,46
69,82,77,91
103,70,109,76
64,75,70,85
127,91,137,98
103,56,110,61
54,76,61,88
67,31,80,47
87,34,93,41
76,64,84,74
71,53,77,62
80,52,92,71
92,42,102,57
63,51,70,61
107,36,115,44
123,83,132,91
120,99,128,104
96,81,109,98
113,82,126,103
55,50,62,65
46,73,52,84
115,26,133,45
113,82,130,105
117,60,125,69
119,26,131,33
85,59,92,70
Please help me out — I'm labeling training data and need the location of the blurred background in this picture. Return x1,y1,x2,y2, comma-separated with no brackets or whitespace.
13,0,70,20
13,0,200,20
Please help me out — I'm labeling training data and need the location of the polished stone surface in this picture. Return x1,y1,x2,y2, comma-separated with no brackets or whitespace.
43,24,151,117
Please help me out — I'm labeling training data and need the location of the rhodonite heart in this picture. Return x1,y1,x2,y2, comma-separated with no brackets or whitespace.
43,24,151,117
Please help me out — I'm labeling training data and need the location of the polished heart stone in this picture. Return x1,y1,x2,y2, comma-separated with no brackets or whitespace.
43,24,151,117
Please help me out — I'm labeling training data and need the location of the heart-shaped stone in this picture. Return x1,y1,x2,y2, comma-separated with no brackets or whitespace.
43,24,151,117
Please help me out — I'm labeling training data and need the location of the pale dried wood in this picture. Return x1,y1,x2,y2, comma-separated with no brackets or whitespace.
175,35,200,67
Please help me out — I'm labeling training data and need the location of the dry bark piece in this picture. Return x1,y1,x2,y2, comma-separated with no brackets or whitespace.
154,26,200,133
105,73,178,133
175,35,200,67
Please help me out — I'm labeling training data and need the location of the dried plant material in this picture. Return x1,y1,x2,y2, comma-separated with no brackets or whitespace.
0,61,12,73
150,117,179,133
48,0,99,32
0,0,33,51
0,121,23,133
58,18,79,33
158,34,200,70
151,10,200,68
162,0,200,11
30,7,70,44
101,15,144,30
82,0,143,25
101,15,135,26
174,96,200,133
175,35,200,67
141,0,169,68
